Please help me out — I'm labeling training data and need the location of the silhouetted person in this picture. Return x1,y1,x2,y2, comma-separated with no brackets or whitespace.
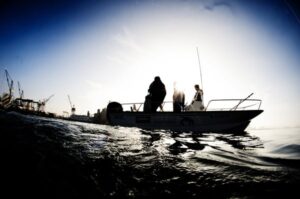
190,84,204,111
193,84,203,103
173,84,185,112
146,76,166,112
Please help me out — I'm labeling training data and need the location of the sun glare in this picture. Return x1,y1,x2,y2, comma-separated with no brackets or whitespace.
2,1,299,128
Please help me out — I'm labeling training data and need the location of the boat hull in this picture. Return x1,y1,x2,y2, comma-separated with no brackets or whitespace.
107,110,263,133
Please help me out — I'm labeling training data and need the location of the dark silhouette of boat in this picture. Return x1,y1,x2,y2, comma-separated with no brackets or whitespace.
104,96,263,133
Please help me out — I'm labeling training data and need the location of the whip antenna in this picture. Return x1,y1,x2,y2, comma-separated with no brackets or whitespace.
196,47,204,101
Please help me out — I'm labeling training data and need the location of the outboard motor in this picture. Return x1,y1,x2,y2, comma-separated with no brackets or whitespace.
106,102,123,124
107,102,123,113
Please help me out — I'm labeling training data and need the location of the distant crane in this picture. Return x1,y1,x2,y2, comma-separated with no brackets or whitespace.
38,94,54,112
5,69,14,97
15,81,25,108
17,81,24,99
1,69,14,108
43,94,54,104
68,95,76,115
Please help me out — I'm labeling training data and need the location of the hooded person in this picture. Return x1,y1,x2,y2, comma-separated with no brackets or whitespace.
146,76,166,112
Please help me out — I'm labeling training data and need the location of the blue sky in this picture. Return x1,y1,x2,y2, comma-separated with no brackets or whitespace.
0,0,299,128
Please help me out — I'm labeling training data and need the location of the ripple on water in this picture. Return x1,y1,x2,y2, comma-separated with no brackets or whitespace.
1,111,300,198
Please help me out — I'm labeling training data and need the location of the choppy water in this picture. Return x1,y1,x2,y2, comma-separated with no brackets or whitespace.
0,111,299,198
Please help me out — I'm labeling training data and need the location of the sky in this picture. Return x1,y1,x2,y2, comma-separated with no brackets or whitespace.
0,0,299,128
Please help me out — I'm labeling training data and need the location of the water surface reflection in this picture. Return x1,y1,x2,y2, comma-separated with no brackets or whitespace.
1,112,299,198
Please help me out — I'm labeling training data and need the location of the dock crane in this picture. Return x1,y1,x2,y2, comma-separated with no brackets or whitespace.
15,81,25,108
5,69,14,98
38,94,54,112
17,81,24,99
1,69,14,108
68,95,76,115
43,94,54,104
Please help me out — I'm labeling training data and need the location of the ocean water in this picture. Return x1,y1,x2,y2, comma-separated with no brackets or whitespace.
0,111,299,198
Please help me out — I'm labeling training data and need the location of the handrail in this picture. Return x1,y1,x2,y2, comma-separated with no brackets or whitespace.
205,99,262,111
120,99,262,112
121,101,173,112
120,101,173,106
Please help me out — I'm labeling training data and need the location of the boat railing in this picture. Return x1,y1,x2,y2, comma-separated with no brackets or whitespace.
120,101,174,112
205,99,262,111
120,98,262,112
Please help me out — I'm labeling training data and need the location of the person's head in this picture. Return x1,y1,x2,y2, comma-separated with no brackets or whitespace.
194,84,200,90
154,76,161,81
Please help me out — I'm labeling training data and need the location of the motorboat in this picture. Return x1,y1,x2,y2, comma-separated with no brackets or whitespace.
104,94,263,133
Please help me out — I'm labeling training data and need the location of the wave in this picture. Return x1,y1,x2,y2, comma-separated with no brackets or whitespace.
1,110,300,198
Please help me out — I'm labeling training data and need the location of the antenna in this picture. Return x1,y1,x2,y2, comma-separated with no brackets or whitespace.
196,47,203,89
196,47,204,102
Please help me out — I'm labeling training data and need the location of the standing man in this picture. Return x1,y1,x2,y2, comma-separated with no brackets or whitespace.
186,84,204,111
173,82,185,112
192,84,204,110
147,76,166,112
192,84,203,103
